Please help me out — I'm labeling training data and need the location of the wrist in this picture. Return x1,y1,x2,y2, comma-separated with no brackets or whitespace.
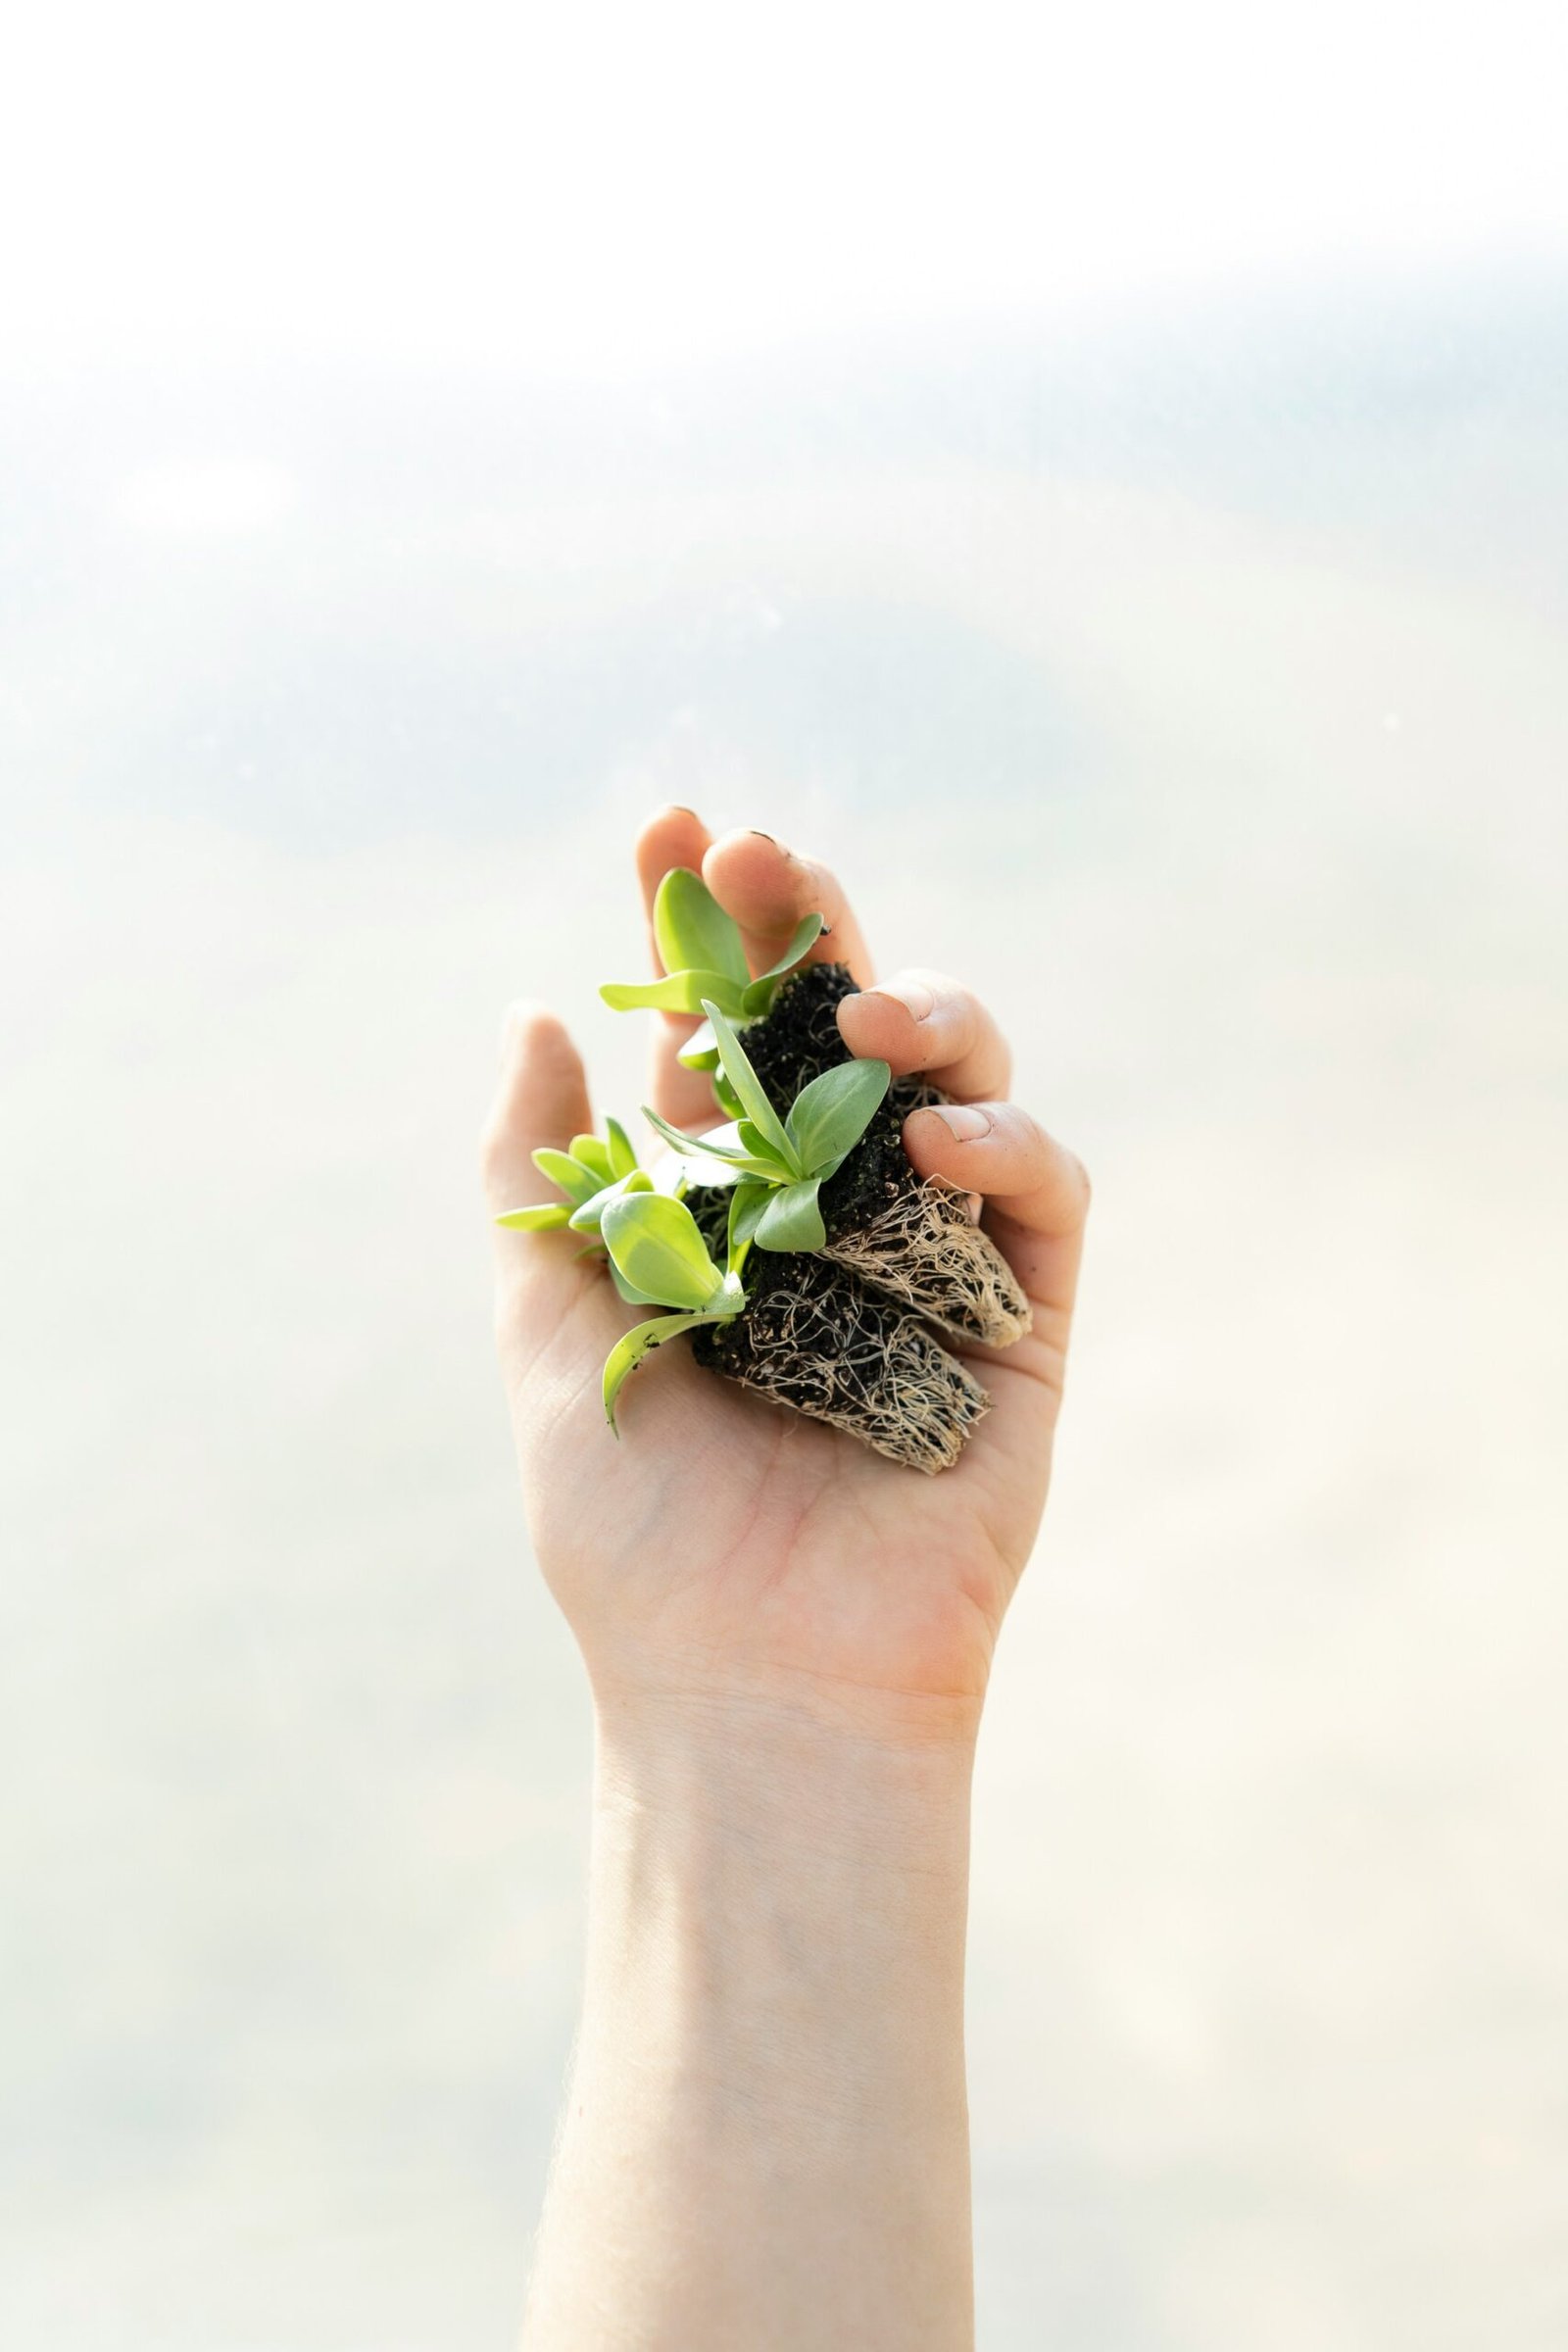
582,1690,973,2142
585,1639,988,1761
592,1682,978,1861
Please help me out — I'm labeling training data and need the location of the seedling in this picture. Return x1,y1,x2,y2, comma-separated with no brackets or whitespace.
597,1192,747,1429
690,960,1033,1349
600,866,824,1071
495,873,1033,1472
495,1119,660,1304
497,1129,749,1426
643,1000,891,1252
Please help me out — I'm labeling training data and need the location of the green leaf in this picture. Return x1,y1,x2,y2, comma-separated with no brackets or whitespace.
600,1191,726,1312
601,970,746,1017
756,1177,827,1251
604,1116,639,1180
741,912,825,1007
642,1106,743,1159
726,1178,770,1273
735,1118,790,1172
494,1201,572,1231
602,1311,704,1430
652,867,750,989
674,1019,720,1072
784,1056,890,1175
703,1001,799,1172
570,1134,614,1183
532,1147,602,1207
641,1108,783,1182
710,1066,744,1119
608,1257,667,1308
566,1168,654,1231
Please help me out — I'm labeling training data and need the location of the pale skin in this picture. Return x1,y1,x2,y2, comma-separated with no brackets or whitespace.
482,808,1090,2350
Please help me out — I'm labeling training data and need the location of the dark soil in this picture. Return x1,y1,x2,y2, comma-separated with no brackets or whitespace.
741,959,860,1101
744,962,939,1246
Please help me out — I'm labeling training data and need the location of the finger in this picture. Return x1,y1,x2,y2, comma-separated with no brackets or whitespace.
480,1002,609,1317
701,827,876,987
634,804,723,1130
837,968,1011,1101
903,1101,1090,1324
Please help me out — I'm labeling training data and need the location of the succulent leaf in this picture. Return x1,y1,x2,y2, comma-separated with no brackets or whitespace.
703,1002,798,1171
494,1200,573,1231
602,1311,705,1430
756,1177,827,1252
600,969,742,1017
600,1191,727,1313
569,1134,615,1183
784,1056,891,1175
735,1117,790,1171
674,1019,720,1072
652,867,751,989
604,1117,640,1180
640,1107,780,1182
710,1066,745,1118
531,1146,603,1207
726,1178,771,1271
604,874,821,1073
566,1168,654,1231
499,1122,652,1245
741,912,826,1005
607,1257,669,1307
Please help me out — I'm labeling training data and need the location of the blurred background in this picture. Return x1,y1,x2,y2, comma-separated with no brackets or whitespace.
3,5,1566,2346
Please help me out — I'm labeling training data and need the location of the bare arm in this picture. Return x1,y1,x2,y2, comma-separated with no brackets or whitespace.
525,1702,975,2348
482,810,1089,2350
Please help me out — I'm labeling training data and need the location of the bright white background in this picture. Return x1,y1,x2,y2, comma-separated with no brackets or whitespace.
3,8,1566,2347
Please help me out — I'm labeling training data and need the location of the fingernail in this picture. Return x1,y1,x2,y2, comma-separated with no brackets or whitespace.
868,976,935,1022
929,1102,992,1142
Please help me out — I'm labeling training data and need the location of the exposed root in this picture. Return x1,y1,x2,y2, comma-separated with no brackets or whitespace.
693,1252,989,1473
826,1177,1032,1348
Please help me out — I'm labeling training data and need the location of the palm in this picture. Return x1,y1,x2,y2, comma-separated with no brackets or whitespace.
487,811,1086,1734
507,1273,1063,1724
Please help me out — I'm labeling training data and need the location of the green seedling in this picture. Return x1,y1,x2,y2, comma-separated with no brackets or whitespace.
598,1191,747,1429
599,865,824,1071
643,1000,890,1253
495,1119,660,1304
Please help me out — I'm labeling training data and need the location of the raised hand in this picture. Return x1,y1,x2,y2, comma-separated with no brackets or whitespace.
482,806,1090,1745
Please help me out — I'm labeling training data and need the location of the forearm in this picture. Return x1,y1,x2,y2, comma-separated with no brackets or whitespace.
522,1690,978,2352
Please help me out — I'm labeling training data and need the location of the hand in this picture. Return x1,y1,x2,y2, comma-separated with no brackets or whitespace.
481,808,1090,1750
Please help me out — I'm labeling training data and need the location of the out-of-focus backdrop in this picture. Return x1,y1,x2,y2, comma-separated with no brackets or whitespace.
4,8,1566,2346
